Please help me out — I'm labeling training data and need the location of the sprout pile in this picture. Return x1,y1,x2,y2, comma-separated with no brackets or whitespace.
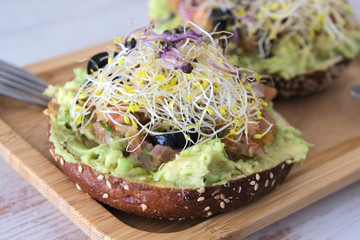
175,0,358,57
70,23,272,150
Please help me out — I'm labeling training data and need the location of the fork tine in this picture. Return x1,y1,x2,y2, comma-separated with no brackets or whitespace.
0,59,51,108
0,75,50,102
0,70,47,92
0,59,48,88
0,83,48,108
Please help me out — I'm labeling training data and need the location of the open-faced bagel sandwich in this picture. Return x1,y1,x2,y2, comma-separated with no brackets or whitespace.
45,24,310,219
150,0,360,97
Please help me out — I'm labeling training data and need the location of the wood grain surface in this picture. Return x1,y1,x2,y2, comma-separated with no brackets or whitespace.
0,159,89,240
0,46,360,239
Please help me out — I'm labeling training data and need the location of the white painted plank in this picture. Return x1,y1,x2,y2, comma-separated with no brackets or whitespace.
0,159,88,240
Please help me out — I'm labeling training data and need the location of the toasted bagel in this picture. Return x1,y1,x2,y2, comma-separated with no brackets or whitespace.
49,135,293,219
266,58,353,98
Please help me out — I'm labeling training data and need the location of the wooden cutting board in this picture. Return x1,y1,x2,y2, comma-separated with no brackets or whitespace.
0,45,359,239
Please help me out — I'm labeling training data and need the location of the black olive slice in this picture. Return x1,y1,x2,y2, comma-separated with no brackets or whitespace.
148,132,199,149
124,38,137,50
87,52,110,74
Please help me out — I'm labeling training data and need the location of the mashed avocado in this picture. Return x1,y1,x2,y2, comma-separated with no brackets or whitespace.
148,0,183,33
227,30,360,80
47,69,310,188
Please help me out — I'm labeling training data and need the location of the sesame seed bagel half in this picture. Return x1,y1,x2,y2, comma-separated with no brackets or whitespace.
48,134,293,219
265,57,353,98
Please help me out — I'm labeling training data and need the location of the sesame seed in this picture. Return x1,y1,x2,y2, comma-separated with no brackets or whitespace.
281,164,285,169
197,197,205,202
102,193,109,198
123,184,129,190
224,198,230,203
75,183,81,190
254,183,259,191
97,174,104,180
204,206,210,211
59,158,64,166
197,187,205,194
207,211,212,216
184,206,189,209
238,186,242,193
141,203,147,212
220,194,225,200
106,180,112,189
269,172,274,179
249,180,256,186
49,150,56,159
214,195,220,200
271,180,276,187
220,201,225,209
265,179,269,187
286,159,292,164
255,174,260,181
211,188,220,196
78,165,83,173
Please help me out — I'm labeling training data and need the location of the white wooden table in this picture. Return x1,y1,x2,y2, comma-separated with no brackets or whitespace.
1,1,360,239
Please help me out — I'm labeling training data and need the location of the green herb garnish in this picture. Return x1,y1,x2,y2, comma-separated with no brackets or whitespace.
241,154,253,160
100,122,112,135
142,148,153,161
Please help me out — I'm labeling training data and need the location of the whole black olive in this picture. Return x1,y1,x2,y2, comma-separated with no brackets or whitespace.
148,132,199,149
87,52,109,74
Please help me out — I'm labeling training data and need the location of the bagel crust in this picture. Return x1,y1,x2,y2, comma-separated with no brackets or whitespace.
49,136,294,219
268,57,353,98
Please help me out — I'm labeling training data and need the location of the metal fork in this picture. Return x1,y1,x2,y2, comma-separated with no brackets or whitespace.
0,60,50,108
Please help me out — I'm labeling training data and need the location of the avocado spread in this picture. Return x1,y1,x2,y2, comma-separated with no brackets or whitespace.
227,30,360,80
46,69,310,188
